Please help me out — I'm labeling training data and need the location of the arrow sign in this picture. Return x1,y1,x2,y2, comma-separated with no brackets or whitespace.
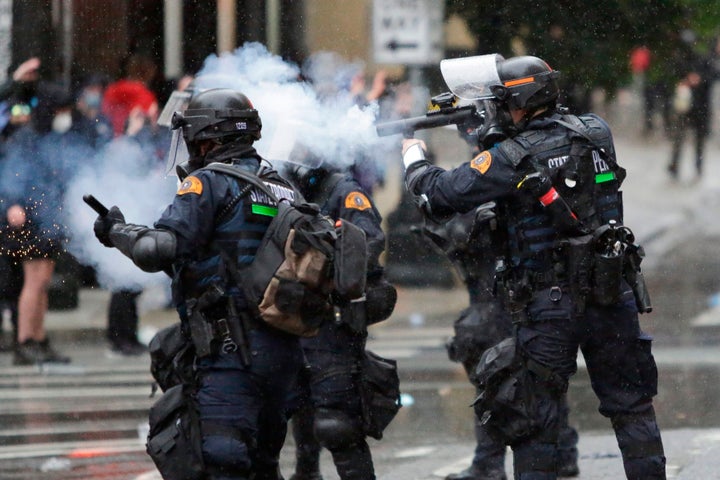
386,39,419,50
373,0,445,65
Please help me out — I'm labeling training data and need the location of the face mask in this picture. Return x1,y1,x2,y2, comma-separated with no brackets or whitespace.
82,91,102,110
51,111,72,134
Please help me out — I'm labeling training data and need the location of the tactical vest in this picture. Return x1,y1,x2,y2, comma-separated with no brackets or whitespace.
497,113,625,271
181,162,296,302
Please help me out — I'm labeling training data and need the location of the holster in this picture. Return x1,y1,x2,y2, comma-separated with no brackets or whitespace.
495,269,533,323
186,286,252,365
187,302,217,359
623,244,653,313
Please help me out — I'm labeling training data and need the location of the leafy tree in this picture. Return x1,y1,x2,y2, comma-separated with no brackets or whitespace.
445,0,707,107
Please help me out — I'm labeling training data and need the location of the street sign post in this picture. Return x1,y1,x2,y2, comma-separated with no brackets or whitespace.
372,0,445,65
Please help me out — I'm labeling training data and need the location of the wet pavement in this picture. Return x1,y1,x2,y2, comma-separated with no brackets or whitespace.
4,95,720,478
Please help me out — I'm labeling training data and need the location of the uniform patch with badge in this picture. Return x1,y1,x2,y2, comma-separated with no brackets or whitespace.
470,151,492,175
177,176,203,196
345,192,372,211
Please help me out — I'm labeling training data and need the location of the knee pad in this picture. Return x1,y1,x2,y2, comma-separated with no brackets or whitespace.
313,408,363,450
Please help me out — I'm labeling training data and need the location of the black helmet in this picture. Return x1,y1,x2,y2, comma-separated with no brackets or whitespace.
496,56,560,111
172,88,262,145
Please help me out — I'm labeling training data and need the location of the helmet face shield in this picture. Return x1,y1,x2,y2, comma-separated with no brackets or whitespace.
165,127,189,177
440,54,505,100
157,90,192,127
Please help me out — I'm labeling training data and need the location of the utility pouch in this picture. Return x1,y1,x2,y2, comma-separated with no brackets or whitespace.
359,350,402,440
592,251,624,306
146,384,205,480
472,336,541,444
565,234,594,313
149,322,195,392
589,223,626,307
333,220,368,301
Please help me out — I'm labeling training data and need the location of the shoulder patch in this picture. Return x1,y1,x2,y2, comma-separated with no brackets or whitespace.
345,191,372,211
177,176,203,196
470,150,492,174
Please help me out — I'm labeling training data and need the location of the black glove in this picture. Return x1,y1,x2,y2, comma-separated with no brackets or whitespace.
93,206,125,247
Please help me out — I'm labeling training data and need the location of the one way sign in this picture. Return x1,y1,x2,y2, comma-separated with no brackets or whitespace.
372,0,445,65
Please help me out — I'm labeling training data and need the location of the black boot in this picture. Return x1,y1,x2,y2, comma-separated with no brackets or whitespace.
331,443,375,480
445,463,507,480
290,409,323,480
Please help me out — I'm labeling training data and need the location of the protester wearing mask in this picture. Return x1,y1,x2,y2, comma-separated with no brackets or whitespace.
72,74,113,149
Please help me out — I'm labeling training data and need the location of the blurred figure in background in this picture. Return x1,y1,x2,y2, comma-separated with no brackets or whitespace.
72,73,113,149
101,53,159,138
2,79,98,365
667,63,713,179
101,65,170,357
0,57,41,352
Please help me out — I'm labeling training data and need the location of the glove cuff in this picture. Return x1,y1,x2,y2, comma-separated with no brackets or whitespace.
402,142,426,169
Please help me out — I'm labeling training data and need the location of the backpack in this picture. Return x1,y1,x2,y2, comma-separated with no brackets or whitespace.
203,163,368,336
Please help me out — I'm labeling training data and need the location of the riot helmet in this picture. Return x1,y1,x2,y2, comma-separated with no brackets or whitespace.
440,54,560,112
173,88,261,145
168,88,261,178
495,56,560,111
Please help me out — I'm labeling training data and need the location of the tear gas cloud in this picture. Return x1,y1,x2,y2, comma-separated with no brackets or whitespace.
10,43,391,292
65,136,177,291
193,43,388,170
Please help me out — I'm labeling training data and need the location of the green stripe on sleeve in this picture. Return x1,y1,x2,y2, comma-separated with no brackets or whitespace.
251,204,278,217
595,172,615,183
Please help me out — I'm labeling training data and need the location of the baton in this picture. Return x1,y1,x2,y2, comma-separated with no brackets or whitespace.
83,194,109,217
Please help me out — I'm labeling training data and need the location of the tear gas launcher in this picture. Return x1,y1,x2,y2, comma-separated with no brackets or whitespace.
375,92,481,138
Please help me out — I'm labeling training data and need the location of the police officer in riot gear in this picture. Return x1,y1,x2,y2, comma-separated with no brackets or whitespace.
93,88,304,480
283,151,394,480
401,55,665,479
420,103,579,479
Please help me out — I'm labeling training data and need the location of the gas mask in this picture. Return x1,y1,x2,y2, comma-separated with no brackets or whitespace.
457,99,513,150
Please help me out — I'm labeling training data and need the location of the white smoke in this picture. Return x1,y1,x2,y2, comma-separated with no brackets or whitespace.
64,43,388,290
65,137,176,290
193,43,382,168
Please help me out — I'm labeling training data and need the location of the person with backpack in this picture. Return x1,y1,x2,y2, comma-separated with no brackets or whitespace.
92,88,305,480
283,154,396,480
400,54,666,479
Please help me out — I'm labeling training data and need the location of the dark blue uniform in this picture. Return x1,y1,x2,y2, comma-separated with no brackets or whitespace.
156,156,304,480
426,205,578,479
406,112,665,480
289,173,385,480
